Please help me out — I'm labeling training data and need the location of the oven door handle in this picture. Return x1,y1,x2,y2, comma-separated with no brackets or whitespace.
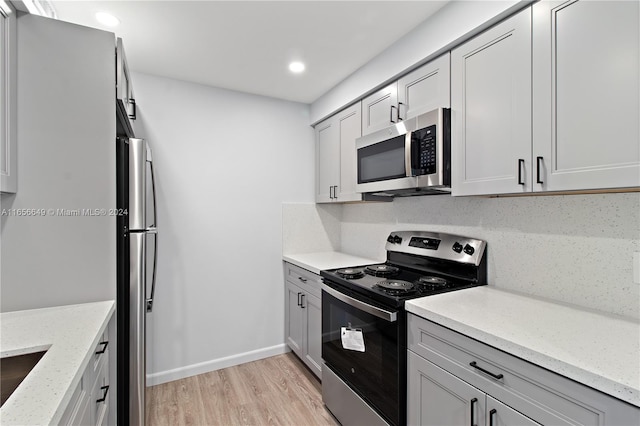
322,284,397,322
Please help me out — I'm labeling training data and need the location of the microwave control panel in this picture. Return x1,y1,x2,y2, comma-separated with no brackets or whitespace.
411,124,437,176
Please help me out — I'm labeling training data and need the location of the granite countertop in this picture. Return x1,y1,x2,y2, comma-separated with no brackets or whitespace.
0,300,115,425
283,251,382,274
405,287,640,407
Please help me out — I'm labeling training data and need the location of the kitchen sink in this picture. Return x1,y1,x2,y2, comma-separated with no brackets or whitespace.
1,351,47,406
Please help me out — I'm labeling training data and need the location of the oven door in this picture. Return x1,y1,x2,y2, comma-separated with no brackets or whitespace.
322,283,403,426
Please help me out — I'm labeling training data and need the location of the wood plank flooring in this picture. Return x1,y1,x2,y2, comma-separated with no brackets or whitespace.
146,352,338,426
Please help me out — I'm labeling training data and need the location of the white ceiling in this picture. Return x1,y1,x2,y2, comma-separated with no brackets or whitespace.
51,1,448,104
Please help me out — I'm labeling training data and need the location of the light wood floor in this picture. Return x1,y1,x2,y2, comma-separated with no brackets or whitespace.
146,352,339,426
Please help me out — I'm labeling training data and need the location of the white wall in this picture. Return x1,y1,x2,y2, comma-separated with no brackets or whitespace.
282,202,342,254
335,193,640,320
130,73,315,384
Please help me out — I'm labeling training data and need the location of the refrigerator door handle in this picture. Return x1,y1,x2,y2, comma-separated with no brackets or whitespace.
148,159,158,228
146,229,158,312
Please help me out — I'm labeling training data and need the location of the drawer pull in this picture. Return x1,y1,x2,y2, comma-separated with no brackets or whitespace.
489,409,497,426
96,385,109,403
469,361,504,380
298,276,308,283
470,397,478,426
95,341,109,355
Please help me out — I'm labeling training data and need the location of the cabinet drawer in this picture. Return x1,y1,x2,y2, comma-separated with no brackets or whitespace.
284,263,322,298
408,314,639,425
92,326,109,377
91,350,110,426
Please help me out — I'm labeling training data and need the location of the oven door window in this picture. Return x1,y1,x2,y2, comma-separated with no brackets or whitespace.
357,135,407,184
322,288,400,426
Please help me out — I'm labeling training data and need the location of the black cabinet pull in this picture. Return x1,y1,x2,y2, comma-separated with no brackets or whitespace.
96,385,109,403
390,105,397,123
333,185,338,199
300,293,306,309
128,98,136,120
95,341,108,355
469,361,504,380
297,292,302,307
489,409,497,426
298,276,307,283
470,397,478,426
397,102,404,121
329,186,333,199
517,159,525,185
536,156,544,184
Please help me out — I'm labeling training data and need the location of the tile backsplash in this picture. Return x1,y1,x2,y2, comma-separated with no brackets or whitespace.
283,193,640,319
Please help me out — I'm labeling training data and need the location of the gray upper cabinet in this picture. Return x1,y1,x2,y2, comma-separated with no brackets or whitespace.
315,102,363,203
397,53,450,120
361,84,398,136
532,0,640,192
362,54,451,137
451,7,532,196
315,118,338,202
0,2,17,193
452,1,639,196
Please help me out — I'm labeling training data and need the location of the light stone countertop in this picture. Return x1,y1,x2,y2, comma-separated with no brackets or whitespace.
0,300,115,425
283,251,382,274
405,287,640,407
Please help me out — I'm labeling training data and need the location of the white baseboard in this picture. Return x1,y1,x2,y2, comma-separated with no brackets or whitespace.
146,344,290,386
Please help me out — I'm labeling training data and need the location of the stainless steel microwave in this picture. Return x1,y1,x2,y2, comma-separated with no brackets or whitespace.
356,107,451,196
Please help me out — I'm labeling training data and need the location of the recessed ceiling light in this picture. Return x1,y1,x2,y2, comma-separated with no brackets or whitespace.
289,61,305,74
95,12,120,27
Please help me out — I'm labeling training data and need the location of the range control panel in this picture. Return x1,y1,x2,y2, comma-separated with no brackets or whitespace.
409,237,440,250
385,231,486,266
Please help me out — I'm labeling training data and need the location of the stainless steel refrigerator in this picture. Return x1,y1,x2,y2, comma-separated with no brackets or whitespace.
117,136,158,426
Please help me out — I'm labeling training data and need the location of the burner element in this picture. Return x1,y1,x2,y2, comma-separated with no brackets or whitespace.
365,264,400,277
416,276,451,291
375,279,416,295
336,268,365,279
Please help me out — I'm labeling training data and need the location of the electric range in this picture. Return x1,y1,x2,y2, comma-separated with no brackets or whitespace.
320,231,487,426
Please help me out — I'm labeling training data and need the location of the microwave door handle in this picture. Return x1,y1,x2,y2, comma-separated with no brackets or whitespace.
405,132,412,177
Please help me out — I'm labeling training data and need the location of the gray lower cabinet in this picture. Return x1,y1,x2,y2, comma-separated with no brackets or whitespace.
408,351,539,426
284,262,322,379
58,315,114,426
407,314,640,426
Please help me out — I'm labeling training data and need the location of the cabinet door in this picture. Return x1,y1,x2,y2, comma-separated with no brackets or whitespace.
303,292,322,379
533,0,640,191
337,102,362,202
0,2,17,193
451,8,532,196
398,53,451,120
362,83,398,136
487,396,540,426
285,281,304,358
408,350,486,426
315,117,339,202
